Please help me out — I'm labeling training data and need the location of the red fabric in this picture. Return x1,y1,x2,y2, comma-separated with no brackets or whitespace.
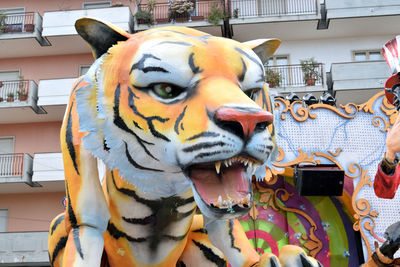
374,163,400,199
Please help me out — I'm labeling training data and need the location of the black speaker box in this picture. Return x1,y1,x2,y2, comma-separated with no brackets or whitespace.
294,166,344,196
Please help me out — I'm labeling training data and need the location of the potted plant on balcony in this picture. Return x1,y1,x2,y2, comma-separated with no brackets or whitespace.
0,11,6,34
207,3,225,25
265,68,282,88
169,0,194,23
233,8,239,19
6,92,14,102
17,89,28,101
300,57,321,86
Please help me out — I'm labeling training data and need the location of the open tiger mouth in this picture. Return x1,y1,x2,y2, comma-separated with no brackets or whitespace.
187,156,260,213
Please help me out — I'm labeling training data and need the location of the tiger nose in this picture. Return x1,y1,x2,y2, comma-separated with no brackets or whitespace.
214,107,273,139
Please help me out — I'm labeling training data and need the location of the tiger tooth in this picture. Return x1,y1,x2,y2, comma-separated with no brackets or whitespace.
224,160,229,167
215,162,221,174
218,195,222,206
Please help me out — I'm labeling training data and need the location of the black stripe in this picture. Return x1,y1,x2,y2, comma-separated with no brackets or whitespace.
192,240,227,267
189,53,203,74
270,257,279,267
127,86,171,142
103,139,110,152
107,222,147,243
111,171,194,208
73,227,84,259
130,54,162,74
235,47,264,71
50,236,68,264
155,41,193,47
50,215,65,235
186,131,220,141
194,150,234,159
192,228,207,234
71,77,84,95
66,102,80,175
124,142,163,172
300,254,314,267
113,85,161,161
142,67,169,73
174,106,187,134
182,141,227,153
228,220,241,253
238,58,247,82
66,185,77,227
122,214,155,225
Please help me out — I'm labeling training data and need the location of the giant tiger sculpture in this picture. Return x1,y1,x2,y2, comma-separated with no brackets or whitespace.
48,18,322,267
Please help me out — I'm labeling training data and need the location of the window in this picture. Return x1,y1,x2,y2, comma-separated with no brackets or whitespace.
79,66,91,76
266,56,289,88
0,209,7,232
353,50,383,62
0,137,14,177
83,1,111,9
267,55,289,66
0,70,20,81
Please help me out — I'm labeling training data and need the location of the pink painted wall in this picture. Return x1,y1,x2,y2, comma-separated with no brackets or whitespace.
0,122,61,156
0,0,134,15
0,54,93,84
0,192,65,232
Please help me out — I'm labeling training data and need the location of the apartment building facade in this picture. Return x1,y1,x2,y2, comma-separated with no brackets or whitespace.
0,0,399,265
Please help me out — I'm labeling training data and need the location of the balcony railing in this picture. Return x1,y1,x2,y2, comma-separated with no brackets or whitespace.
266,64,324,88
0,153,26,177
0,80,31,103
0,12,36,33
137,1,223,24
228,0,317,18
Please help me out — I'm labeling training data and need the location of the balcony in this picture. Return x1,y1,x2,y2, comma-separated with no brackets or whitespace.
0,12,49,48
229,0,318,20
325,0,400,19
0,231,49,265
136,0,223,30
38,78,75,107
32,153,64,183
0,153,35,186
41,6,133,55
330,61,391,104
266,64,325,93
0,80,44,113
43,6,133,36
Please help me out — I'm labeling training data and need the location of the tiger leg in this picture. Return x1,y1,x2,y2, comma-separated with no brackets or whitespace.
178,215,228,267
49,213,68,267
57,94,110,266
204,217,260,267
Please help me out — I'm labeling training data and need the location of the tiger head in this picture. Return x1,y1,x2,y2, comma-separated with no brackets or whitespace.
75,18,280,220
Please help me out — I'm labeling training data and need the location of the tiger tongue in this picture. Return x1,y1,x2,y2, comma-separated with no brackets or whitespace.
189,163,249,205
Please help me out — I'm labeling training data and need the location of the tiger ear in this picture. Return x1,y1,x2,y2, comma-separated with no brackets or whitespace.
75,17,130,59
243,39,281,65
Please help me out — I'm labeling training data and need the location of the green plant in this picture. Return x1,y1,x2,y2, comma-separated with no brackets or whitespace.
0,11,6,34
136,9,153,25
265,68,282,88
148,0,156,12
207,3,225,25
233,8,239,18
169,0,194,16
7,92,14,98
300,57,321,84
